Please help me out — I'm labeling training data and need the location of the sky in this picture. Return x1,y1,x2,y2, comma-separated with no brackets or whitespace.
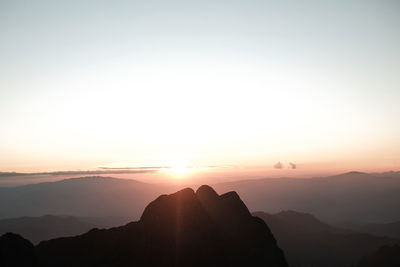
0,0,399,175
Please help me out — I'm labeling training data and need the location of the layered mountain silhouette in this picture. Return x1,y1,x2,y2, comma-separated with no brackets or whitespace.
0,215,129,244
0,215,93,245
0,232,36,267
215,171,400,223
0,176,172,220
0,186,288,267
2,172,400,224
254,210,399,267
358,243,400,267
338,220,400,239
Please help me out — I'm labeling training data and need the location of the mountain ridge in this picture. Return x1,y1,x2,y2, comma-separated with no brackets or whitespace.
1,171,400,223
254,210,399,267
0,186,288,267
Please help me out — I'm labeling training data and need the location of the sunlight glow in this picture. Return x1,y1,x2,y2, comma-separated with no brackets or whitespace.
1,0,400,174
167,159,192,178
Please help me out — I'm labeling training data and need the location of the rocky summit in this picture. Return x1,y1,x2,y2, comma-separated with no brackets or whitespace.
1,185,288,267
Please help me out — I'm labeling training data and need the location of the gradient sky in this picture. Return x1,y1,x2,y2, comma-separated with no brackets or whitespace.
0,0,399,173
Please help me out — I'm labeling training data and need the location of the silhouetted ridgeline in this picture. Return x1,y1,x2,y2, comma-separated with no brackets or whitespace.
1,172,400,223
0,233,36,267
338,220,400,239
254,211,399,267
2,211,398,266
0,215,98,244
0,186,288,267
214,171,400,223
0,176,172,219
358,244,400,267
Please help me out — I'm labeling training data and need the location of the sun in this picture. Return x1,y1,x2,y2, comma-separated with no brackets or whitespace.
168,159,191,177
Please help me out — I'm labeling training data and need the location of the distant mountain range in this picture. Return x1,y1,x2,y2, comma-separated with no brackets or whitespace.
0,186,288,267
0,215,94,245
338,221,400,239
1,171,399,224
1,187,399,266
358,244,400,267
254,210,399,267
0,176,172,219
0,215,129,244
2,210,399,266
213,171,400,223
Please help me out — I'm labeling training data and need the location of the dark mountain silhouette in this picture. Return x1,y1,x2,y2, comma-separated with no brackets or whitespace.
78,215,131,229
0,233,36,267
358,244,400,267
254,210,399,267
0,176,172,219
1,171,400,224
0,186,288,267
214,171,400,223
0,215,102,244
254,210,339,234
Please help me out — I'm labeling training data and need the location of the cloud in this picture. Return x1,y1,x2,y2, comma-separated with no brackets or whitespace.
274,162,283,169
0,169,158,177
99,166,168,170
